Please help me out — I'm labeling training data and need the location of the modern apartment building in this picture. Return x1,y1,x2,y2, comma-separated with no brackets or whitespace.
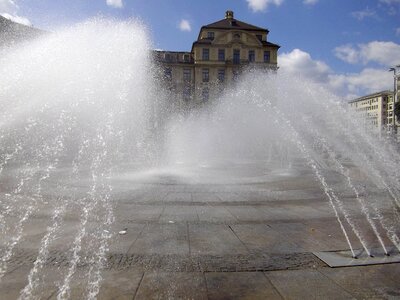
153,11,280,108
349,91,393,137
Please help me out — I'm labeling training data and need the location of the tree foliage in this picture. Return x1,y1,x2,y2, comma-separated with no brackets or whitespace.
394,101,400,120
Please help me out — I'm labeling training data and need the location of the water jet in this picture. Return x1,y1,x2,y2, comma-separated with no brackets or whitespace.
0,17,399,299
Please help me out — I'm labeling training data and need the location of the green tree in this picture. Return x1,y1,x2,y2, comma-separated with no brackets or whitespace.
394,101,400,120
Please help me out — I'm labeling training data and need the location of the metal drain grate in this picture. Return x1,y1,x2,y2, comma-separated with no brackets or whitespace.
313,247,400,268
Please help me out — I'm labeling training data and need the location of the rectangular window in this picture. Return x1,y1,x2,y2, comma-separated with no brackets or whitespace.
183,69,191,82
164,53,171,62
232,69,239,81
233,49,240,64
218,49,225,61
248,50,255,62
202,87,209,102
202,48,209,61
202,68,209,82
183,54,190,62
183,86,191,101
207,32,215,40
164,67,172,80
264,50,270,63
218,69,225,82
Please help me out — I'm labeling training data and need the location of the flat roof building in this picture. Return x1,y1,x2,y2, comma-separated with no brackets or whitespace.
349,91,393,137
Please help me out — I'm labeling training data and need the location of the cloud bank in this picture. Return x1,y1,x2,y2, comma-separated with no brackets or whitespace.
280,48,394,100
334,41,400,66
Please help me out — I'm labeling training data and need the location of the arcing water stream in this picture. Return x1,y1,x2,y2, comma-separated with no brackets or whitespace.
0,19,399,299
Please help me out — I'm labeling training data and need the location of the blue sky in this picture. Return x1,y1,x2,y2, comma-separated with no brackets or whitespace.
1,0,400,99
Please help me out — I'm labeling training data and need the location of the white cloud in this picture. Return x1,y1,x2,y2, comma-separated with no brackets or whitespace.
335,68,393,96
334,44,361,64
303,0,318,5
351,7,377,20
246,0,284,12
106,0,123,9
378,0,400,15
279,48,393,100
359,41,400,66
0,0,31,26
379,0,400,4
279,49,331,83
0,0,17,13
1,12,31,26
335,41,400,66
178,19,191,32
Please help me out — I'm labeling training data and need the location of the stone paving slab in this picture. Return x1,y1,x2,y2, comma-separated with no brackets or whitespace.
205,271,282,300
94,269,144,300
163,192,193,203
225,205,269,222
135,272,207,300
268,222,333,252
319,264,400,299
159,206,199,222
195,205,237,223
191,192,222,202
230,224,300,253
128,223,189,255
265,269,354,299
113,204,164,222
188,224,248,255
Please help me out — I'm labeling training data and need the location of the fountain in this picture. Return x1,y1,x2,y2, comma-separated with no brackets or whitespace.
0,18,399,299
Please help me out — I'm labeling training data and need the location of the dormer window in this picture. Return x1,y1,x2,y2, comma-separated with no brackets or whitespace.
230,20,238,26
207,32,215,40
233,33,241,40
256,34,263,41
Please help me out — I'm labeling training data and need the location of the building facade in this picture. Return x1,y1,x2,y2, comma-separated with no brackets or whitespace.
349,91,393,137
153,11,280,108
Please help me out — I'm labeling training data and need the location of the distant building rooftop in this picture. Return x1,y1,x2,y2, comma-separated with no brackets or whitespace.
348,90,393,103
202,10,268,32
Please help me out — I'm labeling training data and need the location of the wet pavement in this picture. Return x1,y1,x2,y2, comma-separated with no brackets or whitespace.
1,162,399,299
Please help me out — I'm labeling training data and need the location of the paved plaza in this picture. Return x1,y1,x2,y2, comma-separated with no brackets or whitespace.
1,162,400,299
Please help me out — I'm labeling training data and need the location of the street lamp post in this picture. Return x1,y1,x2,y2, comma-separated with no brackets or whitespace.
389,65,400,139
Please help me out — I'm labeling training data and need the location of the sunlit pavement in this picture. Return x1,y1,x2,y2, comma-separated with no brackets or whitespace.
1,163,400,299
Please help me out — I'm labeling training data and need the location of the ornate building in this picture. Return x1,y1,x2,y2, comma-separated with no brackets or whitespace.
154,11,280,108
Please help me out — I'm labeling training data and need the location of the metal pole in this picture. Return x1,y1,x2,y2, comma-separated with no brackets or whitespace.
395,65,400,140
389,67,397,138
